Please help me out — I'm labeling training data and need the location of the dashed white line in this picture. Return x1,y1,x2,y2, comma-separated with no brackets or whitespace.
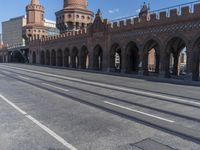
104,101,175,123
18,75,30,80
42,83,69,92
1,65,200,107
0,94,77,150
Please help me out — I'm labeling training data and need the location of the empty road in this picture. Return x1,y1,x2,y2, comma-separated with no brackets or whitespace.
0,63,199,150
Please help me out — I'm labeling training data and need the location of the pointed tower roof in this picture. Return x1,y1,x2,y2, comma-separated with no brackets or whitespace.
31,0,39,5
64,0,87,9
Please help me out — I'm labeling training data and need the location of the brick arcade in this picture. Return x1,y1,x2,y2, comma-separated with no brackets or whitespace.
4,0,200,81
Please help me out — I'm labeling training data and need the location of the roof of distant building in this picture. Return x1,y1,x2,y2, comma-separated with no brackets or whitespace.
44,19,56,24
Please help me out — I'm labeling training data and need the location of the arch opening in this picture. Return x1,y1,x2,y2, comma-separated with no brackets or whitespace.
125,42,139,73
110,44,122,72
143,39,160,75
71,47,79,69
165,37,187,78
40,51,45,65
32,51,36,64
64,48,70,67
93,45,103,71
57,49,63,67
46,50,50,65
10,50,26,63
51,50,56,66
80,46,89,69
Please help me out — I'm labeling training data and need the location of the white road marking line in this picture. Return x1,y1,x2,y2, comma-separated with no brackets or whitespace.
0,94,77,150
0,95,27,115
18,75,30,80
2,65,200,107
104,101,175,123
42,83,69,92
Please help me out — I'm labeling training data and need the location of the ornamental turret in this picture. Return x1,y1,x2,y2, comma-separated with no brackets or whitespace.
23,0,48,41
56,0,94,33
139,2,150,18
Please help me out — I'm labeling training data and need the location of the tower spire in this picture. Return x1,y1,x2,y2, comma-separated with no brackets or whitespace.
31,0,39,5
56,0,93,33
23,0,48,42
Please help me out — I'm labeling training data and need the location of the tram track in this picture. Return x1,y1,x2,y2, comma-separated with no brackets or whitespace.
1,69,200,124
0,70,200,143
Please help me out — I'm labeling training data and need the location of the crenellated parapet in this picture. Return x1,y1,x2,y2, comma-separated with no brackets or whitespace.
29,28,88,45
26,4,44,12
29,2,200,45
108,3,200,33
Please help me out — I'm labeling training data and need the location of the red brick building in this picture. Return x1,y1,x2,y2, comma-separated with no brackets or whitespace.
3,0,200,81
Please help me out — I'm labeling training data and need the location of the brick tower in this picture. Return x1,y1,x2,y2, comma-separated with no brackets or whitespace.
23,0,48,41
56,0,94,33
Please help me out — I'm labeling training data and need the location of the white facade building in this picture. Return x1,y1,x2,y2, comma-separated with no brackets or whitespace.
44,19,60,36
2,16,26,48
2,16,59,48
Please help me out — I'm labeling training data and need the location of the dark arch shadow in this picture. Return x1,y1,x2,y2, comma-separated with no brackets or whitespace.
93,45,103,71
32,51,36,64
46,50,50,65
165,37,187,78
80,46,89,69
125,41,139,73
51,50,56,66
71,47,79,69
110,43,122,73
143,39,161,76
57,49,63,67
40,51,45,65
64,48,70,67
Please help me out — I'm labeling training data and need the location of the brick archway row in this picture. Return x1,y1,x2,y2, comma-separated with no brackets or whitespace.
30,35,200,81
37,46,90,69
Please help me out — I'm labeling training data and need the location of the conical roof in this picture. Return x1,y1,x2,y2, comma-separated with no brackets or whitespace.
64,0,87,9
31,0,39,5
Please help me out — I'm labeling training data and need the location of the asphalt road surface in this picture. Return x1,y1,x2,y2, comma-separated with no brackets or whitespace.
0,63,199,150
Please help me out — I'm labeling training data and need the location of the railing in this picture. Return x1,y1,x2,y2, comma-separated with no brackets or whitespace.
110,0,200,23
7,43,26,50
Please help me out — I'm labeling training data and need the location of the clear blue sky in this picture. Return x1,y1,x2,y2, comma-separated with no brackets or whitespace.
0,0,196,32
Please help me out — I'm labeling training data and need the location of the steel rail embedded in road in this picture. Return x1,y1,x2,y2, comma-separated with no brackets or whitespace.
1,64,200,111
3,68,200,123
1,64,200,108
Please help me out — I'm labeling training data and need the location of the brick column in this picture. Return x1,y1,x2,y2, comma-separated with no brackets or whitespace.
159,49,167,77
103,46,108,72
165,52,171,78
78,51,82,69
186,47,193,74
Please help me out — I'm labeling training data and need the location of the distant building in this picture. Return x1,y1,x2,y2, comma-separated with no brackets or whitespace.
44,19,60,36
2,16,59,48
2,16,26,48
180,51,187,65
